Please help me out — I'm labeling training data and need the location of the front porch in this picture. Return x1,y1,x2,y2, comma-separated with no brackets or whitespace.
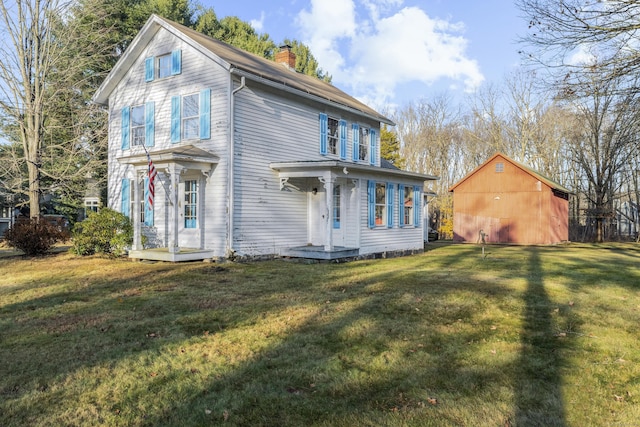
129,247,215,262
281,245,359,260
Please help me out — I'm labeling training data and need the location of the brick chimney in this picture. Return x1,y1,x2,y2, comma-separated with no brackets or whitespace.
275,45,296,70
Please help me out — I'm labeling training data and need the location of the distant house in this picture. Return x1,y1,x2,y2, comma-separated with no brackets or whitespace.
449,153,570,245
92,15,437,261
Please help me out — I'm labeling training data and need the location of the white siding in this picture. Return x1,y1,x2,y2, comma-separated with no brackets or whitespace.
107,27,230,256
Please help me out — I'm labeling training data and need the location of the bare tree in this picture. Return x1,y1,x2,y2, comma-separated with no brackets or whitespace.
0,0,109,217
565,77,640,242
517,0,640,95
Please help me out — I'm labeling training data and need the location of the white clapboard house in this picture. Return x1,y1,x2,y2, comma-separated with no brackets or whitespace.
93,15,437,261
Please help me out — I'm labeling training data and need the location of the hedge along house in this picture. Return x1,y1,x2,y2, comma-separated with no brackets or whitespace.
92,15,438,261
449,153,571,245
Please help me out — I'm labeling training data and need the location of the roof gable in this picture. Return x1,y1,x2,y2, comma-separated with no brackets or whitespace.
449,152,572,194
93,15,392,125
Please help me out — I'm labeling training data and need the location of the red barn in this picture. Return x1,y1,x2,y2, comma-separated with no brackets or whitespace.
449,153,570,245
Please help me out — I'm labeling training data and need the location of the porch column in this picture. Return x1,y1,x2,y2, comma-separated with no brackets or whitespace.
168,164,181,254
132,172,143,250
321,176,335,251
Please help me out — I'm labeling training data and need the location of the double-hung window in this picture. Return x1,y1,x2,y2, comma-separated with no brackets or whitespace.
157,53,172,79
171,89,211,143
182,94,200,140
359,127,370,162
184,180,198,228
121,102,154,150
375,183,386,226
327,117,339,155
130,105,145,146
403,185,413,226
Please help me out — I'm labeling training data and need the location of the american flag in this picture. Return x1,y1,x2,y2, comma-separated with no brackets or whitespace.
146,152,157,207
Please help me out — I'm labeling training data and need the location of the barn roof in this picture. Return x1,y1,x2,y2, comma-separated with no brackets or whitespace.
449,152,573,195
93,15,393,125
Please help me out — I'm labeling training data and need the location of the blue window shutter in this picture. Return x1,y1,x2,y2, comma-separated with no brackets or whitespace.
171,96,181,143
171,50,182,75
200,88,211,140
144,177,154,226
414,186,421,227
352,123,359,161
145,101,155,147
339,120,347,160
369,129,377,165
398,184,405,227
367,180,375,229
319,113,327,155
145,57,154,82
121,107,130,150
386,183,394,228
121,179,130,218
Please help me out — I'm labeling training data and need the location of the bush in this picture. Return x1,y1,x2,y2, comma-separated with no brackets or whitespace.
71,208,133,257
4,218,68,256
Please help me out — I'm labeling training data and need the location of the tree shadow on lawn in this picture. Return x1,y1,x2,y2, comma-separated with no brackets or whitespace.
514,247,568,427
0,247,576,426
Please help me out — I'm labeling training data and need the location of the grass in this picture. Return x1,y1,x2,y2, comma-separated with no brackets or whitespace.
1,243,639,426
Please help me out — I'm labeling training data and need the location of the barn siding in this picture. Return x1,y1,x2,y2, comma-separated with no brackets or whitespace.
452,154,569,245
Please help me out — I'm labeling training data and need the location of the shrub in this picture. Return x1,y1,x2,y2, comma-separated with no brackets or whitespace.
4,218,68,256
71,208,133,257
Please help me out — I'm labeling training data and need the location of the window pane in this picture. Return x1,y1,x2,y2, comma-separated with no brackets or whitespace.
158,54,171,79
183,118,199,140
183,94,199,117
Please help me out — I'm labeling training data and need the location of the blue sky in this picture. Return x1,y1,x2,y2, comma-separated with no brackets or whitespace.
202,0,527,110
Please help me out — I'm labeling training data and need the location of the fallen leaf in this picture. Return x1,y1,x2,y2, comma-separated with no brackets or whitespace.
150,372,157,377
204,409,212,415
568,301,575,306
427,397,438,405
490,349,497,354
490,326,497,330
614,394,624,402
223,410,229,421
556,332,567,337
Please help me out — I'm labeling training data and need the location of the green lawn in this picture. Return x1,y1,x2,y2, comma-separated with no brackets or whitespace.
1,243,639,426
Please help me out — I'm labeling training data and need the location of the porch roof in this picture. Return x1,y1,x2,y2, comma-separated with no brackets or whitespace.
117,145,219,171
270,160,439,182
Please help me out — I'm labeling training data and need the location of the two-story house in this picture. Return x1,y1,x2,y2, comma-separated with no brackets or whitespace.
93,14,437,261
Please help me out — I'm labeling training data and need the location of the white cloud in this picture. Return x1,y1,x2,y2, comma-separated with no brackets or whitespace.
296,0,357,72
250,11,265,32
295,1,484,106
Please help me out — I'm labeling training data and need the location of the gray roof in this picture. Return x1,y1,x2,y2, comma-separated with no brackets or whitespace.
94,15,393,125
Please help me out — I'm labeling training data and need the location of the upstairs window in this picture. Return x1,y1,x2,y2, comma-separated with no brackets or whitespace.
182,94,200,140
145,50,182,82
327,117,339,155
130,105,145,146
121,102,155,150
358,127,369,162
157,53,172,79
171,89,211,143
496,162,504,173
